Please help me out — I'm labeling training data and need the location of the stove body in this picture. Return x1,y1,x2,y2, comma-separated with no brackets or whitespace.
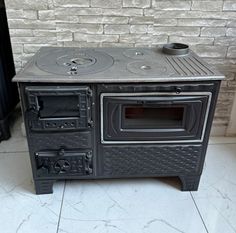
14,47,223,194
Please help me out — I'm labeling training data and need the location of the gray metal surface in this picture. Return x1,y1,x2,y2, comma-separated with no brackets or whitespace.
36,48,114,76
13,47,224,83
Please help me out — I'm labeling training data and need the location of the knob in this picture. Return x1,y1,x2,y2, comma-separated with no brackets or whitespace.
58,148,65,156
175,87,182,94
54,159,70,173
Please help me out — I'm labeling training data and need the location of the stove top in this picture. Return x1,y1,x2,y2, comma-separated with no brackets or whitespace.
13,47,224,83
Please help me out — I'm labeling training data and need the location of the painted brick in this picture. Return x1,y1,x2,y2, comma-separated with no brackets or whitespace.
55,7,102,16
120,34,167,44
11,44,23,53
201,27,226,37
57,32,73,42
11,36,57,44
102,43,134,47
23,44,54,53
191,1,223,11
102,8,143,16
123,0,151,8
8,19,56,29
130,25,148,34
55,15,80,23
53,0,89,7
178,19,227,27
192,45,227,58
5,0,48,10
91,0,122,8
169,36,214,45
227,20,236,27
129,16,153,24
33,30,57,37
153,1,191,10
215,37,236,46
227,28,236,37
57,24,103,34
38,10,55,20
223,1,236,11
74,33,119,43
227,46,236,58
63,41,100,47
78,16,129,24
154,19,177,26
6,9,37,19
152,26,200,36
104,25,130,34
9,29,33,37
145,10,236,19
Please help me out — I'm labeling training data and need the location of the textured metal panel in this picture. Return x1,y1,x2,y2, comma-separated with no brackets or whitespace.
102,145,202,176
166,56,214,76
28,131,92,150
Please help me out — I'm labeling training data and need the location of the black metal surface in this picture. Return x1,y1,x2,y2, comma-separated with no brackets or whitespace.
25,86,92,131
19,81,221,194
163,43,189,55
0,0,18,141
102,94,209,142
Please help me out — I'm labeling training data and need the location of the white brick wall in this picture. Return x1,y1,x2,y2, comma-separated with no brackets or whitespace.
4,0,236,134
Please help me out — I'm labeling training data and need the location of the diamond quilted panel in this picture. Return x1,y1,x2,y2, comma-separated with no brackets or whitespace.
29,131,92,151
102,145,202,176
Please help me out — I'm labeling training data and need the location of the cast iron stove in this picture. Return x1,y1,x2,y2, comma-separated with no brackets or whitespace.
13,44,224,194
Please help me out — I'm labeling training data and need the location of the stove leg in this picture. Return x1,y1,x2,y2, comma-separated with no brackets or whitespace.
179,175,201,191
34,179,55,195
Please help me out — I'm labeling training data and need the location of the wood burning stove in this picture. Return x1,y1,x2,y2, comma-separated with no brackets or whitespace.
13,45,224,194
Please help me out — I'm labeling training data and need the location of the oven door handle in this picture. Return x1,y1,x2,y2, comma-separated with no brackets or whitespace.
139,100,174,105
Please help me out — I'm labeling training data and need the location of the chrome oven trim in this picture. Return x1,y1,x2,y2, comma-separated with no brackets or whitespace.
100,92,212,144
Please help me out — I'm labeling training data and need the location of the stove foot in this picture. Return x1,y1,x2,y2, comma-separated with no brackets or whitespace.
179,175,201,191
34,180,55,195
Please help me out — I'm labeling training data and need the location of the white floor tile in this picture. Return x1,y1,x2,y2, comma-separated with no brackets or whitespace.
0,153,64,233
209,137,236,145
58,179,207,233
192,144,236,233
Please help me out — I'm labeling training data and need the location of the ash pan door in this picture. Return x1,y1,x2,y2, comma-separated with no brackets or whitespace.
101,92,211,144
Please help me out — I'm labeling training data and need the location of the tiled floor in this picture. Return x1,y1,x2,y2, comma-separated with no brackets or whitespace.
1,111,236,233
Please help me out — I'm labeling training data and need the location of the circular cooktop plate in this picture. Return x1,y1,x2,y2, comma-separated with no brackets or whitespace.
36,48,114,76
127,61,167,76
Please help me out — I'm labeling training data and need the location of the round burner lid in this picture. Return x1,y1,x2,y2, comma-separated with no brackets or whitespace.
127,61,167,76
36,48,114,76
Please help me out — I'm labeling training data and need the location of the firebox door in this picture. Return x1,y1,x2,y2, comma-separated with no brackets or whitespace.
101,92,211,143
25,86,93,131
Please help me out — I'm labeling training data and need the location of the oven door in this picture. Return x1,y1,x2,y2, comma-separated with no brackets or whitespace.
101,92,211,143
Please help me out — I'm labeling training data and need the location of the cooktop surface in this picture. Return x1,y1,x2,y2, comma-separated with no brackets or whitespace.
13,47,224,83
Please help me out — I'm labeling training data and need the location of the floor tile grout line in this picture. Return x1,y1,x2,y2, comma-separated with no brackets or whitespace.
190,192,209,233
0,151,29,154
56,181,66,233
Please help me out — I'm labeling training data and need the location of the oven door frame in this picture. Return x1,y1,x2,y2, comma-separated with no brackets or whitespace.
100,92,212,144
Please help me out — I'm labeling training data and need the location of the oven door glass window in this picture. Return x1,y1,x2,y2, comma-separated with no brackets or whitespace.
123,106,185,129
102,94,211,143
38,95,79,118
